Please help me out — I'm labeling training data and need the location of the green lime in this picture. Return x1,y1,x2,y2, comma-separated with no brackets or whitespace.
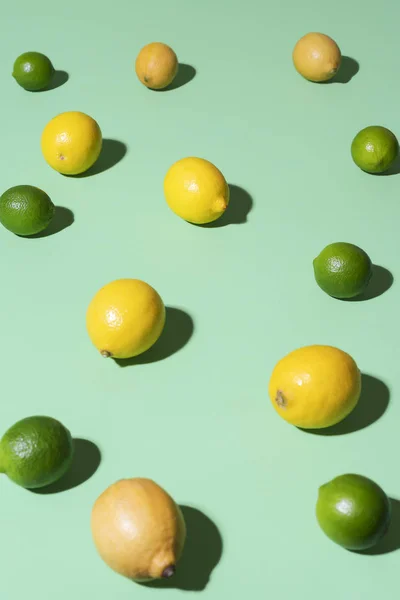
316,474,391,551
0,416,73,489
313,242,373,299
0,185,55,236
351,125,399,173
12,51,54,91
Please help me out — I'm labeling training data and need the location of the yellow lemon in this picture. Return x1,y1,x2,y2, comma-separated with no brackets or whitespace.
164,157,229,224
41,111,102,175
268,345,361,429
292,33,341,82
135,42,178,90
86,279,165,360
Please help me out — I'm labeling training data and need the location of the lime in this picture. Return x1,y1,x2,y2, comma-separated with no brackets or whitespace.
316,474,391,550
0,185,55,236
12,51,54,91
0,416,73,489
313,242,372,299
351,125,399,173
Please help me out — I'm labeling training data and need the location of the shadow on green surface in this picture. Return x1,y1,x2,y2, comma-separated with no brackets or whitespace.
140,506,222,591
301,374,389,436
322,56,359,84
32,70,69,92
358,498,400,555
72,139,127,178
342,265,393,301
155,63,196,91
25,207,74,238
31,438,101,494
198,184,253,228
376,153,400,176
114,307,194,367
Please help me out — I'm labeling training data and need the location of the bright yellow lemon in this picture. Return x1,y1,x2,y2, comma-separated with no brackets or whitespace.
268,345,361,429
86,279,165,360
41,111,102,175
164,157,229,224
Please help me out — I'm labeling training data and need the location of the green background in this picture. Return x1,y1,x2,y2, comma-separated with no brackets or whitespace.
0,0,399,597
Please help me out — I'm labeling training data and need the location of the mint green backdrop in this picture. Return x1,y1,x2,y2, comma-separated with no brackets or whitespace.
0,0,398,598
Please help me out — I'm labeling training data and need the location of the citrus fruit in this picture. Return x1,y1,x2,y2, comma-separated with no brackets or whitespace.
292,33,341,82
41,111,103,175
0,416,73,489
351,125,399,174
0,185,55,236
164,157,229,224
268,345,361,429
135,42,178,89
12,51,54,91
86,278,166,360
316,474,391,550
91,478,186,581
313,242,373,299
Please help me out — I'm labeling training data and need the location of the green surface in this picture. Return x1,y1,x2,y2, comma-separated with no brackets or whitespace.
0,0,399,598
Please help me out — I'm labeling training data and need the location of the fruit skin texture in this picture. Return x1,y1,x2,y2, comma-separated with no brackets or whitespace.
0,416,73,489
41,111,102,175
292,32,341,82
135,42,178,89
316,474,391,550
91,477,187,581
0,185,55,236
164,157,230,224
86,279,166,360
313,242,373,299
12,51,54,91
351,125,399,174
268,345,361,429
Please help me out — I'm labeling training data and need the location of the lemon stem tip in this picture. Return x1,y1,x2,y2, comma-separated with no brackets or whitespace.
100,350,112,358
162,565,176,579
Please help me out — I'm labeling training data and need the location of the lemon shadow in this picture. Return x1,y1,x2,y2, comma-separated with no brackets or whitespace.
322,56,359,84
342,266,393,301
301,374,389,436
154,64,196,91
31,438,101,494
359,499,400,554
72,139,127,177
198,184,253,228
114,307,194,367
140,506,222,591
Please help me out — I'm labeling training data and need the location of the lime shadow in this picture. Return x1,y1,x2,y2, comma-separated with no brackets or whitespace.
359,499,400,554
301,374,389,435
25,207,74,238
141,506,222,591
343,265,393,301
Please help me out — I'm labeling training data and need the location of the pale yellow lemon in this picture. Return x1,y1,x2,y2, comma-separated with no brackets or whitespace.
135,42,178,90
164,157,229,224
86,279,165,360
292,33,341,82
41,111,102,175
268,345,361,429
91,478,186,581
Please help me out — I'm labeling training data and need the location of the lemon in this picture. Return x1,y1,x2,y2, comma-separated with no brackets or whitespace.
316,474,391,550
292,32,341,82
313,242,373,299
0,416,73,489
135,42,178,90
164,157,229,224
0,185,55,236
351,125,399,174
12,51,54,91
268,345,361,429
86,279,166,360
41,111,103,175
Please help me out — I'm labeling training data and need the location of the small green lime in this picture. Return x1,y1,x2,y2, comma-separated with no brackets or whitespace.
316,474,391,551
0,185,55,236
0,416,73,489
12,51,54,91
351,125,399,173
313,242,372,299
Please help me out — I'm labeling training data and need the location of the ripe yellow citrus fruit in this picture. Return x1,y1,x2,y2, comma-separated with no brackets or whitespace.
86,279,165,360
164,157,229,224
135,42,178,90
268,345,361,429
292,33,341,82
41,111,102,175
